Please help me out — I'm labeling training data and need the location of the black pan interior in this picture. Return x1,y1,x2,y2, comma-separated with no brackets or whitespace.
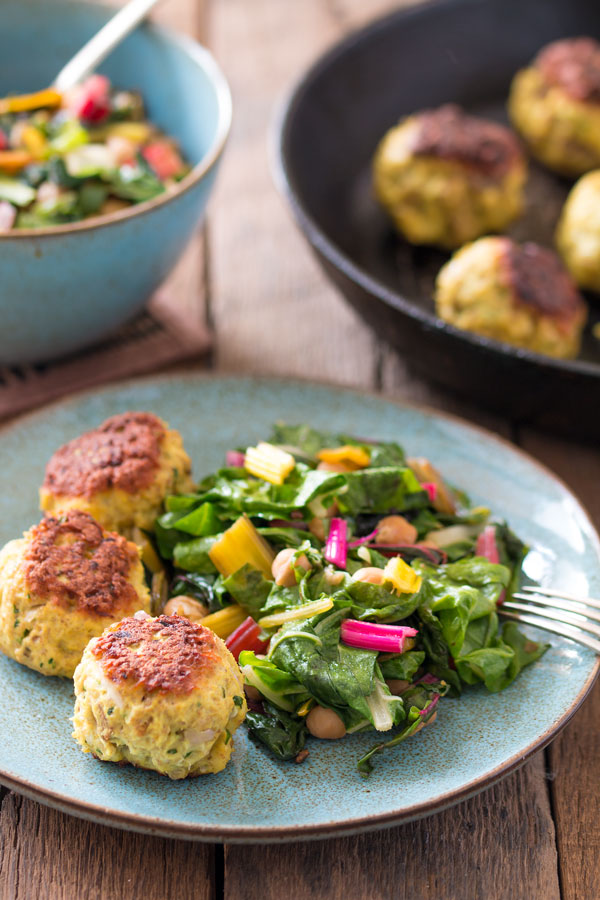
282,0,600,367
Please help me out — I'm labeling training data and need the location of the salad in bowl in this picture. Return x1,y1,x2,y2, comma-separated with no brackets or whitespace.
0,75,189,229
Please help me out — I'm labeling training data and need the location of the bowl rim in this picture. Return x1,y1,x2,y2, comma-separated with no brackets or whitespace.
0,1,232,239
271,0,600,380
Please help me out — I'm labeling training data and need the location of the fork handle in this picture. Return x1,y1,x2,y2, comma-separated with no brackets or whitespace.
54,0,162,93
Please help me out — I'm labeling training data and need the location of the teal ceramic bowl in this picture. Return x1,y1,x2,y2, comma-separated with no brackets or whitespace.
0,0,231,365
0,374,598,842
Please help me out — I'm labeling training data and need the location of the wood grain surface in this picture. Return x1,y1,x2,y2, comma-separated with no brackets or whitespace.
0,0,599,898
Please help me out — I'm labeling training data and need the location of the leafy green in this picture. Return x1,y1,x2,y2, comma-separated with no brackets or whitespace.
357,680,446,776
169,572,227,612
222,564,273,617
106,160,164,202
379,650,425,682
335,467,426,517
173,535,218,574
342,577,423,621
270,612,404,730
238,651,309,711
414,558,546,693
245,702,308,760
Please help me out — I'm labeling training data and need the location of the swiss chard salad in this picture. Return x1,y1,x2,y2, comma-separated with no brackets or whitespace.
0,75,188,229
155,423,548,776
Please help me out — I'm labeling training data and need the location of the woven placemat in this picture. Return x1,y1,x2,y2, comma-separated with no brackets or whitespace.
0,291,212,421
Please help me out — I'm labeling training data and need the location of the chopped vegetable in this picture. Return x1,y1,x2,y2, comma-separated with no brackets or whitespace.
476,525,500,564
421,481,438,504
0,88,62,116
317,445,370,470
341,619,418,653
198,603,247,639
0,75,189,231
0,151,34,174
0,177,35,207
225,616,269,661
382,557,422,594
225,450,246,467
209,514,275,578
258,596,334,628
324,517,348,568
244,441,295,485
142,139,184,179
0,201,16,230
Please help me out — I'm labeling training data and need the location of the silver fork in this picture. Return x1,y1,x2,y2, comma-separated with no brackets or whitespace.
500,586,600,654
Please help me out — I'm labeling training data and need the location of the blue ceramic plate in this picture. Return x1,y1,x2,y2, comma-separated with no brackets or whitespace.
0,374,598,842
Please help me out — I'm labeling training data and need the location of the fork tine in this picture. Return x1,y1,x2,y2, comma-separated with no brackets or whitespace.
503,600,600,637
520,585,600,610
512,592,600,624
500,610,600,654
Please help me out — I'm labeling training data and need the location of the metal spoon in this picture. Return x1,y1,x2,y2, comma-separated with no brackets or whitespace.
54,0,161,93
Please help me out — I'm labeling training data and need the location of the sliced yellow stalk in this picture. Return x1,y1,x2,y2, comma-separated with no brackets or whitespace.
208,514,275,578
0,88,62,115
131,527,164,574
199,603,247,639
317,445,370,470
20,125,47,158
244,442,295,485
99,121,153,143
296,699,315,717
0,150,34,174
258,596,333,629
383,557,422,595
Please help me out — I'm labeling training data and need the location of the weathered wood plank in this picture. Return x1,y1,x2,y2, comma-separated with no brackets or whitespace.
0,793,213,900
225,752,559,900
209,0,381,385
516,432,600,900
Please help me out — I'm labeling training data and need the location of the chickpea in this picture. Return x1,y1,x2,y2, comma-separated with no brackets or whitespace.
351,567,385,585
377,515,418,545
162,595,208,622
317,460,351,473
324,565,345,587
386,679,410,695
271,547,310,587
306,705,347,739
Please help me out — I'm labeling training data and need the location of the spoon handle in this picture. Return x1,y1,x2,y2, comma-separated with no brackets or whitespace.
54,0,162,92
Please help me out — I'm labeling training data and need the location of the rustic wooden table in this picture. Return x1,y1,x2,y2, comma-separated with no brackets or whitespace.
1,1,599,897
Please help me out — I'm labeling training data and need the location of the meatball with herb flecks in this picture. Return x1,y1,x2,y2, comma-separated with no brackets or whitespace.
40,411,193,533
0,509,151,677
72,612,247,778
435,237,587,358
509,37,600,176
373,104,526,249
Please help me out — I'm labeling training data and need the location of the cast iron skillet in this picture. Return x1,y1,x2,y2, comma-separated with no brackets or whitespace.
274,0,600,441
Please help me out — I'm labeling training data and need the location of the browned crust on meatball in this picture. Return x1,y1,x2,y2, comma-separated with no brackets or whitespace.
92,615,222,694
535,37,600,104
42,412,166,499
411,104,523,177
24,510,140,616
500,241,586,323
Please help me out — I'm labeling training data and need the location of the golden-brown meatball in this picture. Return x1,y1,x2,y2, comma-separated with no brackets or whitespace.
556,170,600,291
0,510,151,677
72,612,247,778
39,412,193,533
435,236,587,358
509,38,600,176
373,104,526,249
